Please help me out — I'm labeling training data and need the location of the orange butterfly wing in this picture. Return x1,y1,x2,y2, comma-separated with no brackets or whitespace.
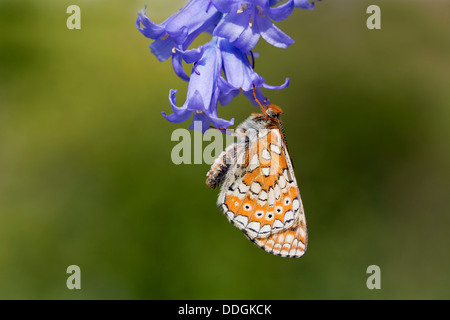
218,128,307,258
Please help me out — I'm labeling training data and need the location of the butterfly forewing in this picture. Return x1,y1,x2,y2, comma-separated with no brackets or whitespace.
216,126,307,257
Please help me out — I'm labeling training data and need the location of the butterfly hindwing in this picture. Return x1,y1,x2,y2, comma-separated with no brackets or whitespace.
252,214,307,258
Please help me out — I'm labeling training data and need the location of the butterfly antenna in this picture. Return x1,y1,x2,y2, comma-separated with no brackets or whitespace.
252,84,268,117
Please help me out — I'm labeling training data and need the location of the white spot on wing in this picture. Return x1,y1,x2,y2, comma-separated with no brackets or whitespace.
259,224,271,236
258,129,269,138
284,210,294,224
261,167,270,177
233,188,246,200
238,183,249,194
246,221,261,237
274,184,281,199
261,148,271,161
268,188,275,206
256,200,266,206
284,168,293,183
273,219,284,230
259,190,268,201
272,130,281,144
270,143,281,155
248,153,259,172
250,182,261,195
285,234,294,244
278,175,286,189
234,215,248,229
292,198,300,212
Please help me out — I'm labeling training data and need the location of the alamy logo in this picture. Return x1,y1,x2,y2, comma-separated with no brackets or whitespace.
366,5,381,30
170,122,281,175
67,5,81,30
66,265,81,290
366,265,381,290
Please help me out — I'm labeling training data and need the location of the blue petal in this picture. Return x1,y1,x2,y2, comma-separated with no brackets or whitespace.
149,37,176,62
211,0,240,13
162,89,193,123
138,1,223,63
164,40,229,129
165,0,223,47
245,73,265,92
189,113,211,133
187,90,206,112
207,79,222,114
179,46,206,64
230,21,261,53
136,7,166,39
165,26,188,46
243,86,270,107
213,10,251,44
208,112,235,130
186,45,222,110
172,53,190,82
202,85,234,130
217,76,238,95
219,89,240,106
262,77,290,90
189,109,234,133
269,0,294,21
256,16,294,49
219,37,264,92
219,38,247,89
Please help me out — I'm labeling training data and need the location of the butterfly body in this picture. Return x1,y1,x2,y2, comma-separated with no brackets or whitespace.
206,104,307,258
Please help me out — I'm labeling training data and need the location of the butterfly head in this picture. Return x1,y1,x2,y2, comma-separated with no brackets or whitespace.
265,104,283,120
251,85,284,122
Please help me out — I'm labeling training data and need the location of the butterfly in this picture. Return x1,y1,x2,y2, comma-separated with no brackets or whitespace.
206,89,307,258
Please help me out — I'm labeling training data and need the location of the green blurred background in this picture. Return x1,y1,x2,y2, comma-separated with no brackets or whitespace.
0,0,449,299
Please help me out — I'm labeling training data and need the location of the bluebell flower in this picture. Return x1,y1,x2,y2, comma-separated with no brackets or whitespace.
137,0,318,133
162,38,235,133
217,37,289,106
136,1,223,80
162,37,289,132
212,0,295,52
